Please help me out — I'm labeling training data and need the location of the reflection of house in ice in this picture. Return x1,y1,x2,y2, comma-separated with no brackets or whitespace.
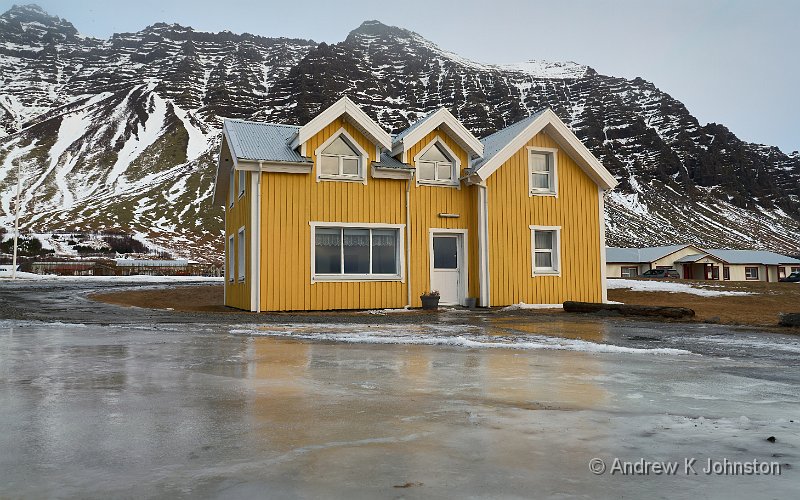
31,260,116,276
114,259,215,276
29,259,221,276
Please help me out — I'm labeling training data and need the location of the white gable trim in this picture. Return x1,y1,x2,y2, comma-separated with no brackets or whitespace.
392,108,484,158
473,109,618,190
292,96,391,151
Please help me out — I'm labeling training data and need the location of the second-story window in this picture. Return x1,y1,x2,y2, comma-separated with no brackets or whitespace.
319,135,361,178
417,143,455,184
528,148,558,196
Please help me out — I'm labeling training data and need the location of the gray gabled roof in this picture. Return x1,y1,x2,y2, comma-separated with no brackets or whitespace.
392,110,436,146
673,253,713,264
374,153,413,169
606,244,692,263
607,246,800,265
468,108,548,173
704,249,800,265
224,120,310,163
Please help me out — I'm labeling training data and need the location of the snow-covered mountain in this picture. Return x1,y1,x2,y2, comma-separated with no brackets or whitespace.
1,5,798,261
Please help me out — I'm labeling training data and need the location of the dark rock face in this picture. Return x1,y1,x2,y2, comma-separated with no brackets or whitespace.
1,6,798,259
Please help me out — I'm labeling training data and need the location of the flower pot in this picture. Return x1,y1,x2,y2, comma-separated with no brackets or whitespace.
465,297,478,310
420,295,440,310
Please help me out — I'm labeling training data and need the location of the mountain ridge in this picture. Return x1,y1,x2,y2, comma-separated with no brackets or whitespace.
1,4,798,261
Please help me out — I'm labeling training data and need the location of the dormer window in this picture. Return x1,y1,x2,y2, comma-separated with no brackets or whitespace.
316,130,367,183
415,140,459,186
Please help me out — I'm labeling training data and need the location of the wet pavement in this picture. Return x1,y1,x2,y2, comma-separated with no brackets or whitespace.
1,280,799,498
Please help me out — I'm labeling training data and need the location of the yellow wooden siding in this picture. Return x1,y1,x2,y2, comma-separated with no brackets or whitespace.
487,130,602,305
260,117,406,311
224,163,251,310
406,130,479,306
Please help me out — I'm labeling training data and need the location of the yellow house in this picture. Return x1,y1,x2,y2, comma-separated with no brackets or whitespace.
214,97,618,311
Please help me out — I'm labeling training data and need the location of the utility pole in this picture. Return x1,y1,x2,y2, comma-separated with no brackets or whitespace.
12,160,21,280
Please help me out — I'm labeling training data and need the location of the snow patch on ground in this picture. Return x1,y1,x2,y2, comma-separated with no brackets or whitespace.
231,323,693,355
607,279,753,297
501,303,563,311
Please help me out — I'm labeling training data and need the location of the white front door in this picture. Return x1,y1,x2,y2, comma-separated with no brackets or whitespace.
431,234,463,305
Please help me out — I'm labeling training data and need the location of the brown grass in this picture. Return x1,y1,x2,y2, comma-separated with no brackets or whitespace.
90,280,800,328
91,285,229,313
608,279,800,326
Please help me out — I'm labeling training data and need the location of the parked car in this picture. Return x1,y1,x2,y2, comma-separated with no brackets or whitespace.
640,268,680,279
779,272,800,283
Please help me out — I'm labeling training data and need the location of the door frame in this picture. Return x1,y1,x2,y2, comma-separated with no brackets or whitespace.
428,228,468,306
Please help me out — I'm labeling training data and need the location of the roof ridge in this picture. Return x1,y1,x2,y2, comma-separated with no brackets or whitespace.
479,107,548,142
225,118,300,129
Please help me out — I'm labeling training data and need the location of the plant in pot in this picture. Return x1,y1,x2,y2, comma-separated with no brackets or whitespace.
420,290,440,310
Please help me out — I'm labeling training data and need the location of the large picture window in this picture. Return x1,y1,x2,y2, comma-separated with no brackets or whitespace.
527,147,558,196
312,224,404,281
530,226,561,276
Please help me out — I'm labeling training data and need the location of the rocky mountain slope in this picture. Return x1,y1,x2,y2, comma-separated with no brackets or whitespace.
1,4,798,261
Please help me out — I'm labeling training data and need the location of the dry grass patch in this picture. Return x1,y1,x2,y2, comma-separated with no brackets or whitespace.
608,280,800,326
91,285,228,313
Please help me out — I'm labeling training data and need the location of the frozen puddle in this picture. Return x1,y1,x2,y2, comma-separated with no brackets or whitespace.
231,323,693,355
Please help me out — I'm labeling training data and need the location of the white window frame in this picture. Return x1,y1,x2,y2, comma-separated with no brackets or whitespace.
413,137,460,188
745,266,759,280
228,235,234,282
315,127,369,184
228,168,235,208
237,227,246,282
309,221,405,283
529,225,561,276
527,147,558,197
238,169,246,198
621,266,639,278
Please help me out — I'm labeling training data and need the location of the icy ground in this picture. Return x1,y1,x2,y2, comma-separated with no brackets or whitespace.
607,278,753,296
0,282,798,498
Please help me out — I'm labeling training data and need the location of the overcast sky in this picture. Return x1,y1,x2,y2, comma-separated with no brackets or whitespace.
4,0,798,153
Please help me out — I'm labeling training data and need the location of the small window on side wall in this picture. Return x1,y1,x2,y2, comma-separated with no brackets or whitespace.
530,226,560,276
229,169,234,208
528,148,558,196
237,228,246,282
228,235,234,282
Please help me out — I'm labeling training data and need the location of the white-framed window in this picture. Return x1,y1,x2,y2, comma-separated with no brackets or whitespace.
621,266,639,278
745,266,759,280
315,129,367,183
310,222,405,282
792,266,800,273
228,235,234,282
237,227,246,282
527,147,558,196
238,169,246,198
415,139,459,186
228,168,235,208
529,225,561,276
